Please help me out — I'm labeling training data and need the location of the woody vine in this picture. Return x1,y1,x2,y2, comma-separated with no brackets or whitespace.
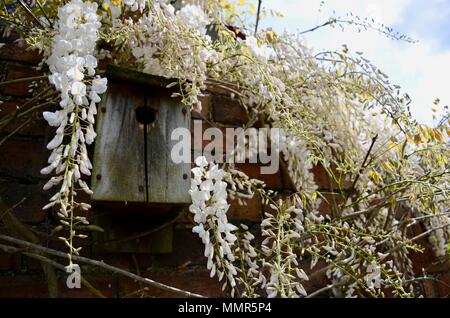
0,0,449,298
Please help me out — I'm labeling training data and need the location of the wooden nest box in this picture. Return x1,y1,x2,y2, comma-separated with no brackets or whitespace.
91,65,191,209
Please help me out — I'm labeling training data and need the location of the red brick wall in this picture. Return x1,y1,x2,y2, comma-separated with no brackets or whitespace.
0,43,448,298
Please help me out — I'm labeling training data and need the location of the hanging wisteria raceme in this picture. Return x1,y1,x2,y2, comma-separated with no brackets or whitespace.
258,198,309,298
189,156,240,294
40,0,107,266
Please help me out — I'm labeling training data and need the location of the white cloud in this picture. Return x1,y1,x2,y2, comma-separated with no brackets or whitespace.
261,0,450,126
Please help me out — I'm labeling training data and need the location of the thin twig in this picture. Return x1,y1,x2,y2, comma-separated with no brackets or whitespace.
16,98,59,118
17,94,59,118
36,0,53,28
0,75,48,88
254,0,262,36
350,134,378,191
0,243,106,298
300,18,337,35
0,234,205,298
0,197,27,221
0,86,52,129
17,0,45,29
306,282,345,298
0,117,32,147
383,223,450,253
122,287,150,298
405,276,450,290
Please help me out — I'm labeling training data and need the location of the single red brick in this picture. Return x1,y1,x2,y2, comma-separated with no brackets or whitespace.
234,162,283,190
0,138,48,180
406,231,443,277
311,164,352,191
317,192,346,217
302,259,329,295
280,159,297,191
1,65,42,97
0,254,14,271
421,279,437,297
311,165,330,190
0,181,49,223
228,195,261,222
0,99,20,114
406,223,441,278
90,254,134,271
436,273,450,297
0,101,48,137
434,271,450,298
212,94,249,125
409,248,437,276
425,259,450,273
0,43,43,64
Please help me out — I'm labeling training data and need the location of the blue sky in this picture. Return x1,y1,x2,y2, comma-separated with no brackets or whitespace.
259,0,450,126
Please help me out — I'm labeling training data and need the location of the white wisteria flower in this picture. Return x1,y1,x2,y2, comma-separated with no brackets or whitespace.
244,36,276,63
189,157,240,291
175,4,210,35
124,0,147,13
41,0,107,266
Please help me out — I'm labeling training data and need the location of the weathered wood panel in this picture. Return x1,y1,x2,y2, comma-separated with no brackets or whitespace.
146,89,191,204
91,81,146,202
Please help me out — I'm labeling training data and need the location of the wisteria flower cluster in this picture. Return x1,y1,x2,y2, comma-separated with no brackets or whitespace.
189,160,419,298
243,36,276,63
122,1,217,111
40,0,107,265
258,198,309,298
189,156,239,293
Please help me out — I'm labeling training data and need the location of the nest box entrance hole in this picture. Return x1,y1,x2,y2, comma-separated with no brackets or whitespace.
135,102,157,125
135,94,159,203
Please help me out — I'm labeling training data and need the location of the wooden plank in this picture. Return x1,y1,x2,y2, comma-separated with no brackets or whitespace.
106,65,177,91
106,64,234,97
146,89,191,204
165,98,192,204
91,81,146,202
